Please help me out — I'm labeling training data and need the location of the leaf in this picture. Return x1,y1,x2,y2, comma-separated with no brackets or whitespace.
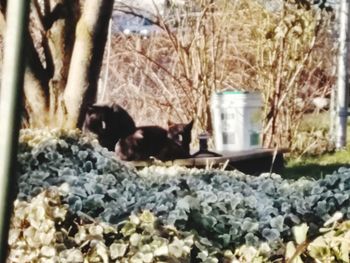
334,193,349,206
110,243,128,259
270,215,285,232
121,222,137,237
324,212,343,227
245,233,259,247
219,234,231,247
242,219,259,232
201,215,217,229
340,238,350,263
140,210,155,224
262,228,280,242
153,242,169,257
60,248,84,262
88,225,104,236
130,233,142,247
169,237,186,258
308,236,330,260
96,242,109,263
285,242,303,263
176,197,191,212
40,245,56,257
293,223,309,245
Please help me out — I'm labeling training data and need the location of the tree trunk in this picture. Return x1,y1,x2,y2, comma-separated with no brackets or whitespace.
45,0,80,127
0,0,114,129
0,8,50,127
64,0,114,129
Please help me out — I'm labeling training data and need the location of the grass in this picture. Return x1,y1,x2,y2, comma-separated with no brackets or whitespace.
282,147,350,180
282,116,350,180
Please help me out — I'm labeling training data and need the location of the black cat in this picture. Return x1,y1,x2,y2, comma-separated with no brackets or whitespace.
115,122,193,161
83,103,136,151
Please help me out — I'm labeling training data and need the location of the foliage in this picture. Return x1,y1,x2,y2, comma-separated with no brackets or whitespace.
139,166,350,252
282,211,350,263
253,0,335,149
10,186,350,262
8,187,67,263
9,185,268,263
16,129,350,259
17,128,143,223
289,112,335,156
306,214,350,263
8,188,215,262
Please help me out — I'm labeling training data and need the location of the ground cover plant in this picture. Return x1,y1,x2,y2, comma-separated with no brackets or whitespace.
10,186,350,263
12,129,350,262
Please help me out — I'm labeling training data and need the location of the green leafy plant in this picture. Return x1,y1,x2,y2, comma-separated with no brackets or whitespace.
16,129,350,259
8,187,227,262
284,212,350,263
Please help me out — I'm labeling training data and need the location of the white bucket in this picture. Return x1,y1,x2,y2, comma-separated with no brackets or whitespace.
210,91,263,152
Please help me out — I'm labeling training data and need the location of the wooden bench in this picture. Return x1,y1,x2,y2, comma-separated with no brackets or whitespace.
131,148,289,175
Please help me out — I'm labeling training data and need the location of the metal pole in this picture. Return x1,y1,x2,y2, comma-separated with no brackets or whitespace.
336,0,350,149
0,1,30,261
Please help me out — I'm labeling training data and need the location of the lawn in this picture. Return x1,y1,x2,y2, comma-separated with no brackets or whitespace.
282,113,350,179
282,147,350,179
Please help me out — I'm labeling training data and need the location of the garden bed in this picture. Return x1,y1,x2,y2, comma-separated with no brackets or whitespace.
10,129,350,262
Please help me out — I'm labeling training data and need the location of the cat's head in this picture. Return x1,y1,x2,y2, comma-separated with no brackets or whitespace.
167,120,194,153
84,103,136,138
84,104,110,135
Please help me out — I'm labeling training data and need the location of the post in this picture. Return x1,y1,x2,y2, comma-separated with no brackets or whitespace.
0,1,30,261
335,0,350,149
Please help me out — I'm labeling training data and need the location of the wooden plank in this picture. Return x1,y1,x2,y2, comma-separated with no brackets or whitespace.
130,148,288,168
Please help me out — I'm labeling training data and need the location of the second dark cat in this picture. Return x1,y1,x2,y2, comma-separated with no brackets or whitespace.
115,121,194,161
83,103,136,151
167,120,194,154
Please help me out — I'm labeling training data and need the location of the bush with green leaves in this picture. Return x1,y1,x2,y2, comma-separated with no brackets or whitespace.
16,129,350,258
10,185,350,263
8,187,219,262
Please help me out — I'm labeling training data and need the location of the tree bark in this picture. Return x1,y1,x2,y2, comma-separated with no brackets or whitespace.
0,0,114,129
0,7,50,127
23,70,49,127
64,0,115,129
45,0,80,127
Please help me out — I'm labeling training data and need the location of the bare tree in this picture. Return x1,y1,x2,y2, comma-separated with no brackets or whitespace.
0,0,114,129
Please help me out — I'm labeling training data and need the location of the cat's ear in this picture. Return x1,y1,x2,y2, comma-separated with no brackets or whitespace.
185,120,194,131
112,103,122,112
133,129,144,139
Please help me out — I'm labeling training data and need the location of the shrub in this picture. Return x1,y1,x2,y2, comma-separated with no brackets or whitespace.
10,186,350,262
16,129,350,257
8,188,209,262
